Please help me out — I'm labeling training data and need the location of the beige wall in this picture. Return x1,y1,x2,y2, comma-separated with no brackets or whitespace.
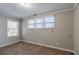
73,4,79,54
22,10,73,50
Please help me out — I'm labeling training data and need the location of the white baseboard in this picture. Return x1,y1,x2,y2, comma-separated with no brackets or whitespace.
0,40,21,47
0,39,76,54
23,40,76,55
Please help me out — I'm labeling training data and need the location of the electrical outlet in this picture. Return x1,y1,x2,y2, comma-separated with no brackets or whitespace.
56,43,58,46
38,41,40,42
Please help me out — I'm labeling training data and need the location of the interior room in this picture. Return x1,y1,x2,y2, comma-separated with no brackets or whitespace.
0,3,79,55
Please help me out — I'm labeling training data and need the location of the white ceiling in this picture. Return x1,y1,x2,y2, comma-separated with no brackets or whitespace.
0,3,74,18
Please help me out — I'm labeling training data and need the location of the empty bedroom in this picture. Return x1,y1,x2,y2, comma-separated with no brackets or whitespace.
0,3,79,55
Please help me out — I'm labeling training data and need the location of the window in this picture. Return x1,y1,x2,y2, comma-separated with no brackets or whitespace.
36,18,43,23
8,20,18,37
28,20,35,24
36,18,43,28
27,20,35,28
27,15,55,29
45,16,55,28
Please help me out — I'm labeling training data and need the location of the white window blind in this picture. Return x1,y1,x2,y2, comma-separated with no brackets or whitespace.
8,20,18,37
27,15,55,29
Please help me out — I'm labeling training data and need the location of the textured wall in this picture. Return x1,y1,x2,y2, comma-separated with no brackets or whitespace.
73,4,79,54
22,10,73,50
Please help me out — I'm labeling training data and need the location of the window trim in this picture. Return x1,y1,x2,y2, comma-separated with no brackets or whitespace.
7,20,19,37
27,15,56,29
